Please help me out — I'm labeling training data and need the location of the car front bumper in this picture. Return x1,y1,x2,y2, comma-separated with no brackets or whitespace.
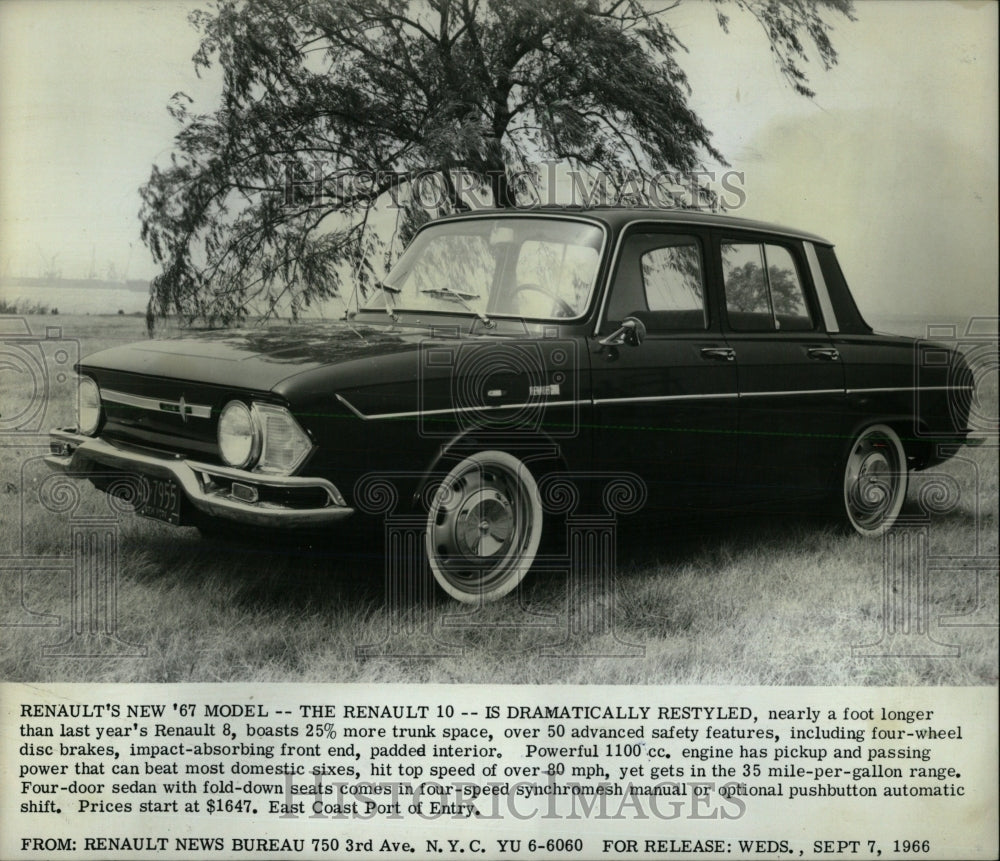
45,428,354,528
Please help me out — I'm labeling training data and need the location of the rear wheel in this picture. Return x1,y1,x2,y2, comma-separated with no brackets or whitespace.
426,451,543,602
842,424,907,536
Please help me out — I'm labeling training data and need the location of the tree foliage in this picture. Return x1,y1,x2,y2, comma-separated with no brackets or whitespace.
140,0,854,327
724,259,806,317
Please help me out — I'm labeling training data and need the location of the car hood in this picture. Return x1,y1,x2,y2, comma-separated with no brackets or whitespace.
79,321,425,392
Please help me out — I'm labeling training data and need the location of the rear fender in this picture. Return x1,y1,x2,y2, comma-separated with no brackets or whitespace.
843,414,934,470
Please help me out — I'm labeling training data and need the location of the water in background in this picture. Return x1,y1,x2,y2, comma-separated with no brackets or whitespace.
2,282,990,336
0,283,149,315
0,281,354,319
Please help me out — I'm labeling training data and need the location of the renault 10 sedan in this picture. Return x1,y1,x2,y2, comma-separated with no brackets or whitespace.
47,208,980,601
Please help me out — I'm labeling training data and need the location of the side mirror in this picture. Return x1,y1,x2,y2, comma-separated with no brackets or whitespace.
598,316,646,348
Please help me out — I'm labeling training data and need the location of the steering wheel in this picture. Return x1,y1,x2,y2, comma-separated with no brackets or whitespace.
512,283,576,318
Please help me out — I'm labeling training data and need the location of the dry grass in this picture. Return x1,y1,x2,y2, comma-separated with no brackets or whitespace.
2,314,996,684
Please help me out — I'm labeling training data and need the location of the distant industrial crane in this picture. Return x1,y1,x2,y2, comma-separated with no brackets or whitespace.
35,245,61,281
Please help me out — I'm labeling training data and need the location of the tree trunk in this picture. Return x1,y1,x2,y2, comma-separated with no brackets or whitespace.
490,170,514,209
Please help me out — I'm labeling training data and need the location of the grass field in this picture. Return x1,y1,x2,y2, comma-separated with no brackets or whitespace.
1,314,996,684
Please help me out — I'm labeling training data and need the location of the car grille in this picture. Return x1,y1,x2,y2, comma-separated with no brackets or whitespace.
86,369,241,460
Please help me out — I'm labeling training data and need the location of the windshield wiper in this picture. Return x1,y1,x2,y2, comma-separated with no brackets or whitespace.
419,287,494,328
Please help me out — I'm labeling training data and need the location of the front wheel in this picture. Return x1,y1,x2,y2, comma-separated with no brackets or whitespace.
842,424,908,536
426,451,543,602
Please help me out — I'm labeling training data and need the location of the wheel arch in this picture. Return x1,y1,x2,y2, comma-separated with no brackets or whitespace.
843,414,931,471
410,427,571,510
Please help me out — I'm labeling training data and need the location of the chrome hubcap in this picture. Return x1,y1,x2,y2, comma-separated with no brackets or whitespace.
428,461,533,594
846,434,902,530
455,489,514,558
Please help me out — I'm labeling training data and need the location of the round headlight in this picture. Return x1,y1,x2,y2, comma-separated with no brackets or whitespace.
78,376,101,436
218,401,259,468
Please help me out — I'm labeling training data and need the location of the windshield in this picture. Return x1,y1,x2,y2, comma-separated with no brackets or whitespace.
365,217,604,320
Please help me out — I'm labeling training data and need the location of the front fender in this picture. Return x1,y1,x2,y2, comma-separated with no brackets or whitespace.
411,428,570,509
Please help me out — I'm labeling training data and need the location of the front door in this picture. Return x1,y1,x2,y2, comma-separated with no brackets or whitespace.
591,228,739,515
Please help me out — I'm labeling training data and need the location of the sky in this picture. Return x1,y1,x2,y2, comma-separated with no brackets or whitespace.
0,0,996,324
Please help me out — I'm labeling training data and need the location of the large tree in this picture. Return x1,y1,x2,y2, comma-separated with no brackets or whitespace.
140,0,854,326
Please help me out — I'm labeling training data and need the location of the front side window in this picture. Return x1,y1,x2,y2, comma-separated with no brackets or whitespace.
366,217,604,320
722,241,813,331
606,233,707,330
641,242,705,314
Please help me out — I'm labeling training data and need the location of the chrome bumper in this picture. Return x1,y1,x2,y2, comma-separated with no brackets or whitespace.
45,428,354,528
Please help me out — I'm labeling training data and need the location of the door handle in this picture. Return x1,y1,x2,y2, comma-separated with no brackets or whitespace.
807,347,840,361
700,347,735,362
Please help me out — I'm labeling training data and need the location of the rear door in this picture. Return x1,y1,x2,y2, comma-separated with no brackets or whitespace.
718,235,846,502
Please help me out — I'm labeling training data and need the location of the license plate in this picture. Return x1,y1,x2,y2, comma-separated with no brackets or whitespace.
136,476,181,525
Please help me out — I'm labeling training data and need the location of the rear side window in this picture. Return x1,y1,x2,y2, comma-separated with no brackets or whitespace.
722,242,813,332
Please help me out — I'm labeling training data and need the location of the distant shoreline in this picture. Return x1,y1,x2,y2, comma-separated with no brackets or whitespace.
0,276,150,292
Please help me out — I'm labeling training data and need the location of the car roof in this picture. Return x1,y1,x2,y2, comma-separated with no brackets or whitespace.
433,206,833,245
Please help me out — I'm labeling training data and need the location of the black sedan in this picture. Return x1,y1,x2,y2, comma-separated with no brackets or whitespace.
47,208,980,601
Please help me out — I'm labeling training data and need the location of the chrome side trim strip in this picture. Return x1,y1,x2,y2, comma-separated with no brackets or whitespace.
593,393,738,405
103,388,212,419
336,393,582,421
334,394,369,420
604,386,970,402
739,388,843,398
846,386,974,395
803,241,839,333
337,385,974,420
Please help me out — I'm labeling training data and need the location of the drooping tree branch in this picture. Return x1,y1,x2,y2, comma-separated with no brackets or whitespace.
140,0,854,328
